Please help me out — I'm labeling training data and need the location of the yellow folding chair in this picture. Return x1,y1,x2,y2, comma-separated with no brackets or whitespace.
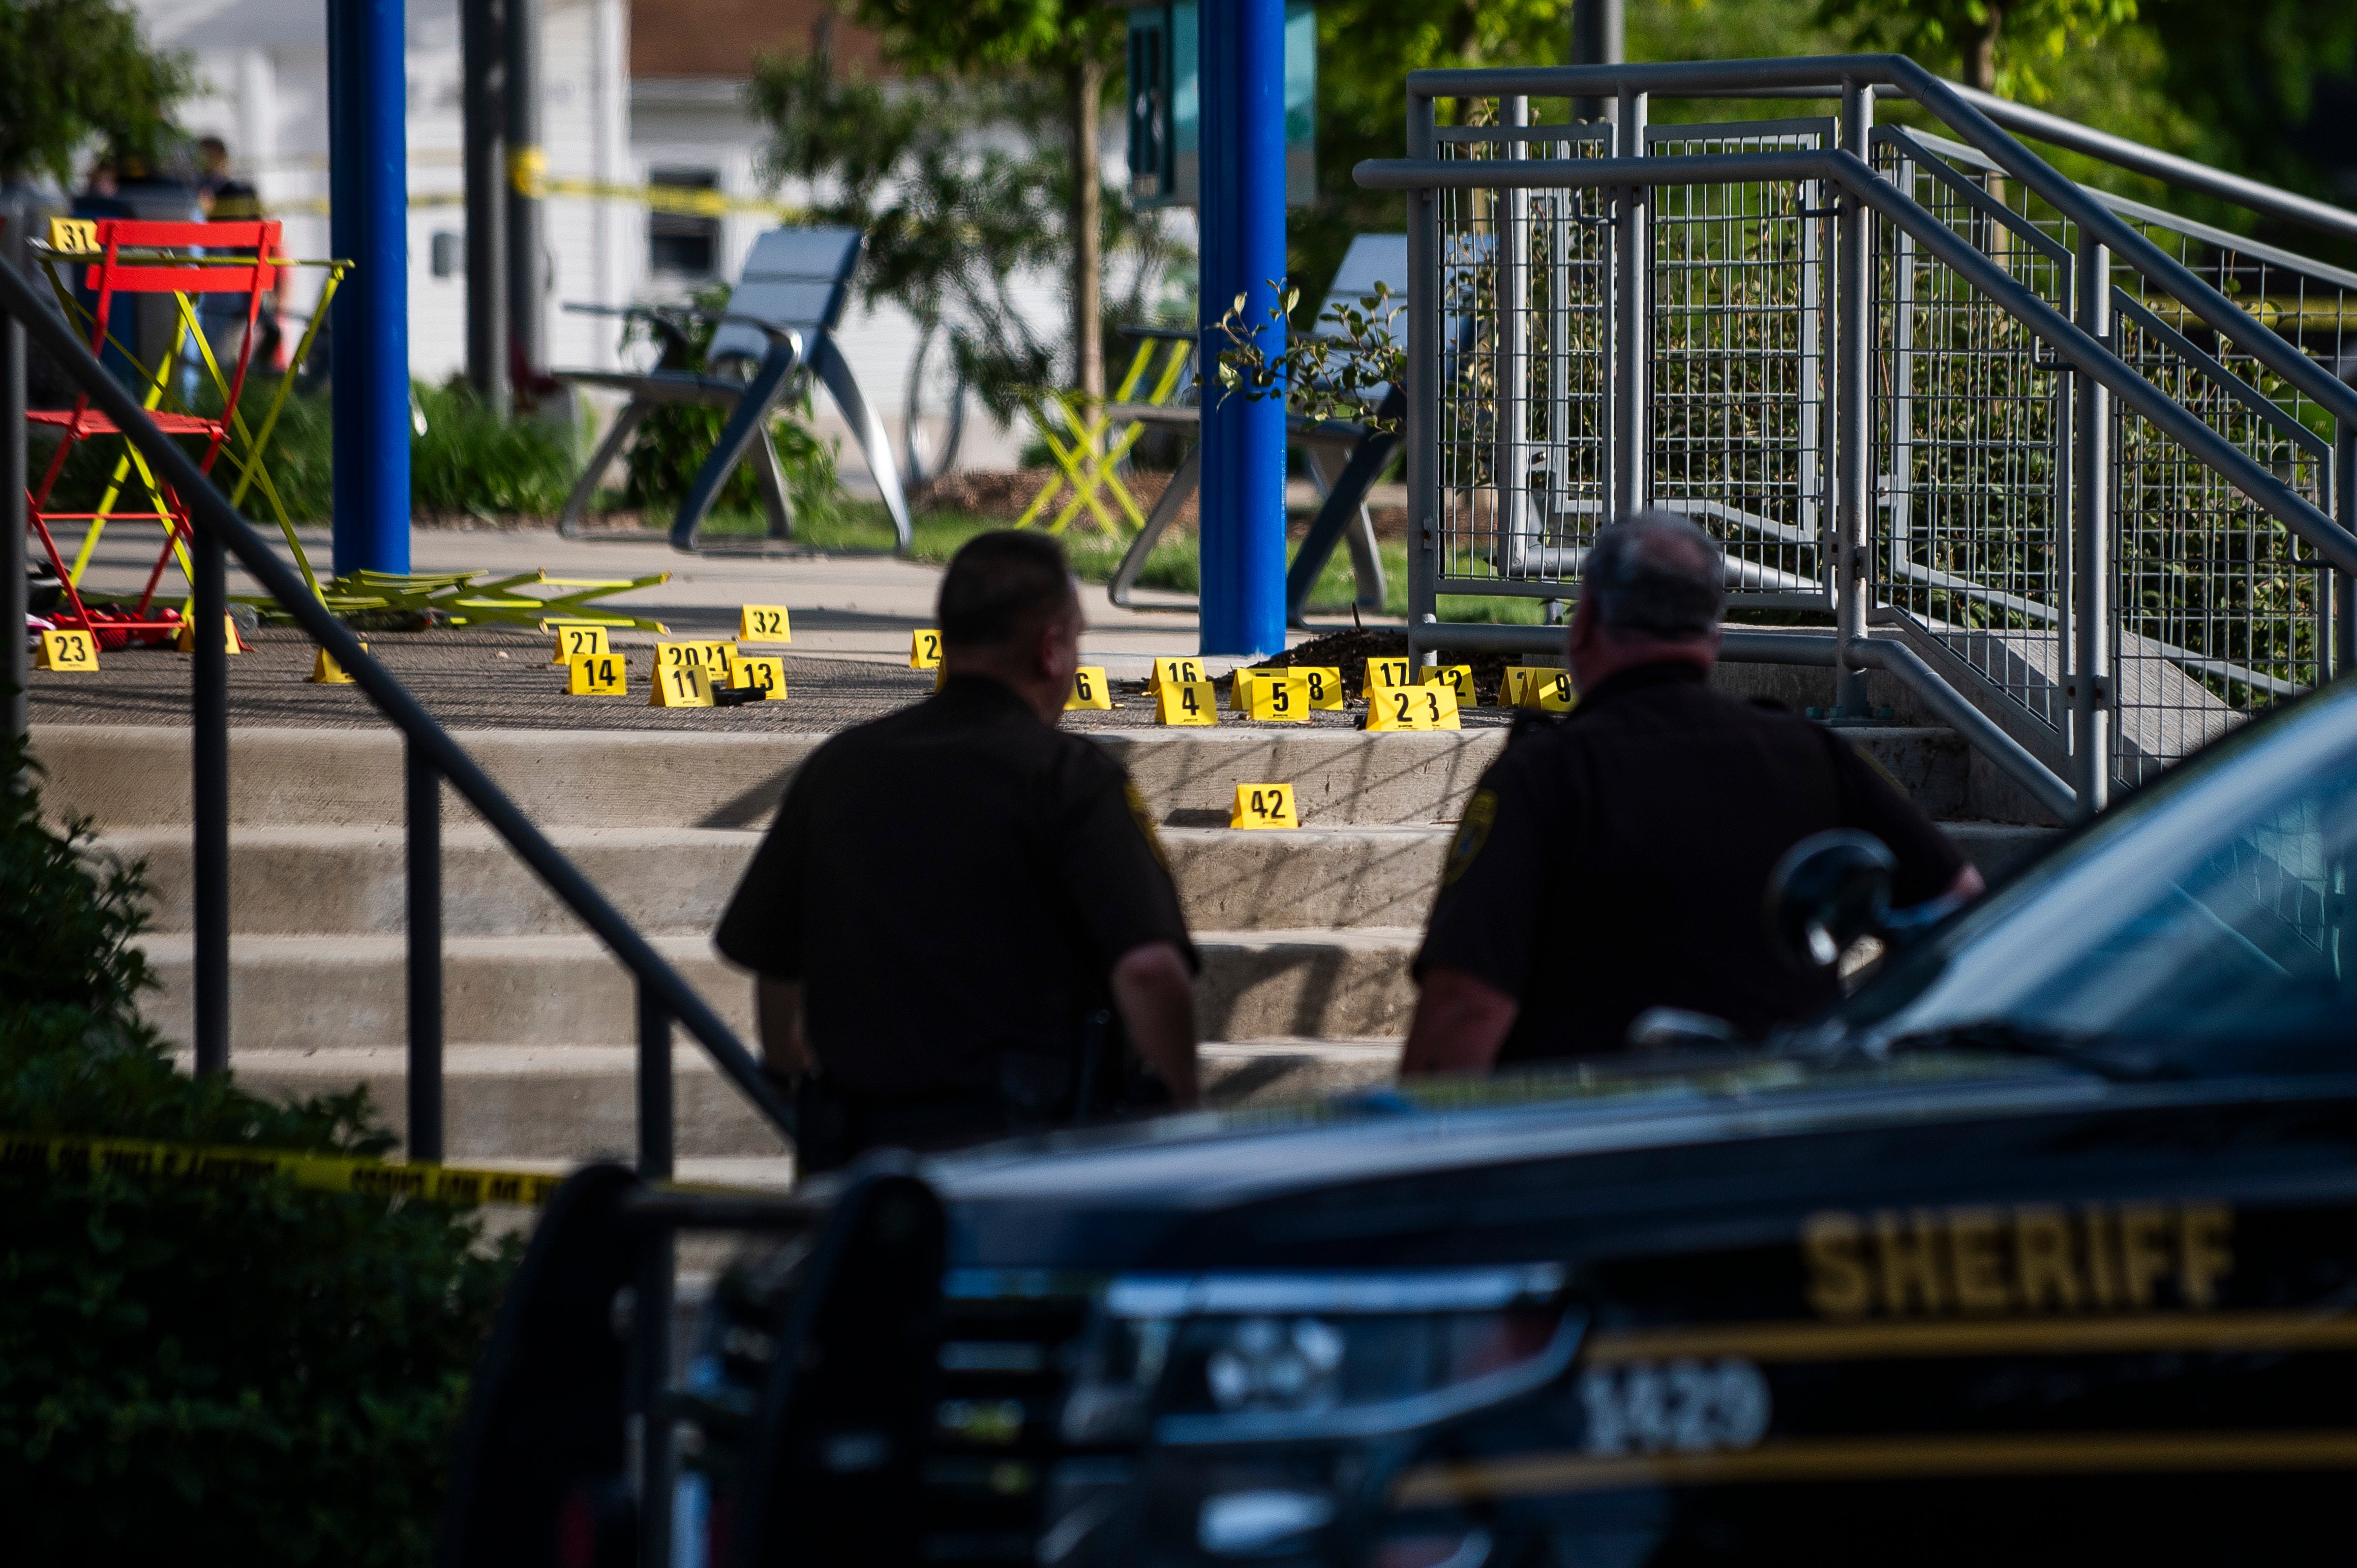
1014,327,1195,536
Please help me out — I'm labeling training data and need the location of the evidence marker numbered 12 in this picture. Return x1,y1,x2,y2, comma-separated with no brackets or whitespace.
568,652,628,695
1426,665,1475,706
548,622,610,664
1156,679,1218,727
1066,666,1114,710
739,604,792,643
35,628,100,671
1365,680,1462,732
1230,783,1301,829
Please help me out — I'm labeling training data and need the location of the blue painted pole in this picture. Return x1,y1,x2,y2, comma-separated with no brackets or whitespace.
327,0,412,577
1196,0,1287,657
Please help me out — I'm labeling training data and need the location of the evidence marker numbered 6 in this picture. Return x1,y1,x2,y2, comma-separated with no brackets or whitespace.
568,652,628,696
1366,680,1462,732
739,604,792,643
1066,666,1114,710
35,628,100,671
548,622,611,664
1230,783,1300,829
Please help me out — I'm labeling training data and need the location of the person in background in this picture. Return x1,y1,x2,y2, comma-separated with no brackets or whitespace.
1402,510,1984,1076
715,530,1201,1174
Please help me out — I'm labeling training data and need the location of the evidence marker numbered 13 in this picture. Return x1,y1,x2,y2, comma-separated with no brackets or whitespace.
1156,679,1218,727
1366,680,1462,732
1066,666,1114,710
1230,783,1301,829
568,652,628,696
739,604,792,643
730,656,787,701
35,628,100,671
548,622,610,664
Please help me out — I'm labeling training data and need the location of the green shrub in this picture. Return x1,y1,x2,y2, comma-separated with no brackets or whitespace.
411,380,577,519
0,732,515,1564
27,372,335,530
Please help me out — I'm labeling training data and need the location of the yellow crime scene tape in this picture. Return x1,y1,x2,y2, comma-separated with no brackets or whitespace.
277,150,808,223
0,1129,564,1208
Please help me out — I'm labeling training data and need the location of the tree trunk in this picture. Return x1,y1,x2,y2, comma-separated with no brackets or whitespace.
1962,4,2003,93
1069,55,1106,417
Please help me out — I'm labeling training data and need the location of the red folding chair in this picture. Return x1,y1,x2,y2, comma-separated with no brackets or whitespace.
25,218,283,645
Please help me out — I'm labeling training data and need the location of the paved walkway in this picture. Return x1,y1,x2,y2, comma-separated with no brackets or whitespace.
36,521,1431,732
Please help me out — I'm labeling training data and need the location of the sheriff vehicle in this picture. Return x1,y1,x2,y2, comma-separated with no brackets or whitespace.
447,678,2357,1568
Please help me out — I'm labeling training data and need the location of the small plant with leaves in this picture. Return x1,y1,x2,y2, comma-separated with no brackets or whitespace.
1214,279,1407,431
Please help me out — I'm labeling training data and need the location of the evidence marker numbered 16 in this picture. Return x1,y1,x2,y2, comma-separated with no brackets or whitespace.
1230,783,1300,829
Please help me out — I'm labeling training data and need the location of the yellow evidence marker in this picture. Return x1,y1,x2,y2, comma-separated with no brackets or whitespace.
175,614,245,654
1427,665,1475,706
1366,681,1463,732
307,642,367,685
1230,783,1301,829
48,217,99,252
1365,655,1411,692
698,640,737,684
1512,666,1577,712
1066,666,1114,710
1156,679,1218,726
1150,656,1205,692
1297,666,1344,710
650,661,714,708
911,628,943,668
1247,670,1311,723
567,652,628,695
739,604,792,643
732,656,787,699
548,622,610,664
35,628,99,671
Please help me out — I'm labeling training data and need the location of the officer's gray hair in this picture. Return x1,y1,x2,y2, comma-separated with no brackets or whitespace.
1582,511,1724,640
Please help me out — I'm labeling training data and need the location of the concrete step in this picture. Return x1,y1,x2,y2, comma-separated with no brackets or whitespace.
33,720,2053,834
136,929,1424,1051
105,824,1455,937
190,1040,1400,1161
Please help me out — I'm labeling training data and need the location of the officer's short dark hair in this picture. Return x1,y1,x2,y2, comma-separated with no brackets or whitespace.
939,530,1079,649
1583,511,1725,639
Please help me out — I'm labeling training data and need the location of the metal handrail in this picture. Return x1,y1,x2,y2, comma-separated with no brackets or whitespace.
1395,55,2357,444
0,254,792,1163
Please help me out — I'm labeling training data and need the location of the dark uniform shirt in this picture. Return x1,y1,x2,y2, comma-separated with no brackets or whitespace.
1416,661,1966,1062
715,674,1194,1103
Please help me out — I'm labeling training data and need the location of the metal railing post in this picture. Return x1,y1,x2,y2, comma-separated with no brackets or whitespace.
1407,86,1441,668
191,527,231,1077
1499,97,1532,578
2071,233,2113,816
2339,426,2355,681
635,986,676,1568
3,305,25,752
406,741,444,1160
1833,78,1873,716
1611,86,1649,519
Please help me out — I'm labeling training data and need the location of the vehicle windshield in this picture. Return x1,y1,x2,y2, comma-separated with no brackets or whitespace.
1828,681,2357,1075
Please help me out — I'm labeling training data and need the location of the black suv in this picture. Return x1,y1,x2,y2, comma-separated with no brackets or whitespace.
446,679,2357,1568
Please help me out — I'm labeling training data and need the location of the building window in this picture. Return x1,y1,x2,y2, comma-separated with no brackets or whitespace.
648,167,722,278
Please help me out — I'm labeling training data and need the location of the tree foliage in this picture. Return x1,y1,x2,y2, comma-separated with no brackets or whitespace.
1815,0,2137,95
0,0,192,184
0,734,515,1562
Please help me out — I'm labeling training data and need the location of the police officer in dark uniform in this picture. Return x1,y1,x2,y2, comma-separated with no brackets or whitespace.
714,531,1200,1170
1402,511,1983,1074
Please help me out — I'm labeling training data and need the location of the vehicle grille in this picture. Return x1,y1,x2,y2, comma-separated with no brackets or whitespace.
920,1271,1104,1565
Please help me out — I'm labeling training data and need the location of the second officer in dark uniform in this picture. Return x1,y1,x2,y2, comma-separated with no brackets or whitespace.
1402,511,1982,1075
715,531,1199,1171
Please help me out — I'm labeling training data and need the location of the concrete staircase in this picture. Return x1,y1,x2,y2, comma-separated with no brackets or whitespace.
32,683,2057,1162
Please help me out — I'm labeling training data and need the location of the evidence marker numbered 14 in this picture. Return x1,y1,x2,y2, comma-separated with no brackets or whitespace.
739,604,792,643
568,651,628,695
1230,783,1301,829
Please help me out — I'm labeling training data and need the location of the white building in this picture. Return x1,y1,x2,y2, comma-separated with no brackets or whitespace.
131,0,1066,476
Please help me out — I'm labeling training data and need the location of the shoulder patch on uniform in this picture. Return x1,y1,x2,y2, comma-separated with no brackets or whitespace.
1443,788,1499,886
1123,779,1171,871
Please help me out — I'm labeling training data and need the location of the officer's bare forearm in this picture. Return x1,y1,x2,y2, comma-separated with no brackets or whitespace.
756,977,811,1078
1112,941,1199,1109
1400,967,1519,1077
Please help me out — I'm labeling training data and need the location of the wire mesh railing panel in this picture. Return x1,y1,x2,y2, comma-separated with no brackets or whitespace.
1648,122,1832,601
1432,109,1615,593
1872,137,2074,739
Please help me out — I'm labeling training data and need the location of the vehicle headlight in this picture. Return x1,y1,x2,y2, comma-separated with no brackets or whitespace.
1062,1265,1578,1447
